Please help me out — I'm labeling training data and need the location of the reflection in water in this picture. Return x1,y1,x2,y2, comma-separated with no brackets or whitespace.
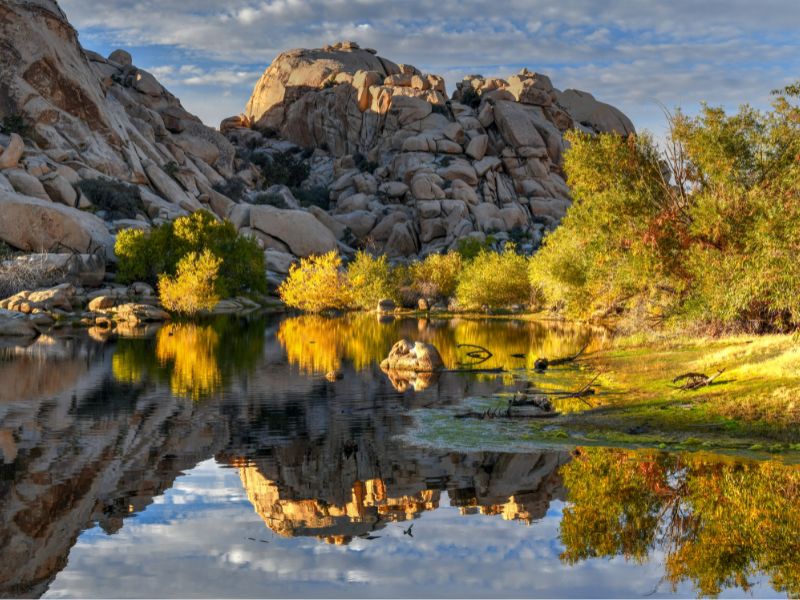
0,315,796,598
560,448,800,597
278,312,600,376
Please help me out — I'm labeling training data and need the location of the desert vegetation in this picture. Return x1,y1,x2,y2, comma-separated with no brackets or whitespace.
115,210,266,315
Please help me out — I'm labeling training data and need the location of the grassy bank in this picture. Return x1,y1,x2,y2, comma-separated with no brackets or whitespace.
408,330,800,456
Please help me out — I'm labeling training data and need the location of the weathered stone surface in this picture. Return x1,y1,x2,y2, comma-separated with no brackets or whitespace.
250,205,338,257
41,173,77,206
555,89,635,135
0,134,24,170
0,310,38,337
114,303,171,324
4,169,49,200
88,295,116,311
0,191,114,257
465,134,488,160
264,249,295,274
380,339,444,372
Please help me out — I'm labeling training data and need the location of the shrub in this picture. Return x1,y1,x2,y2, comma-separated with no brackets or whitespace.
115,210,266,297
1,114,31,137
212,178,246,202
163,161,180,179
158,249,221,315
353,152,379,174
78,178,146,219
460,87,481,109
257,150,310,188
293,186,330,210
347,251,397,309
530,83,800,330
250,192,290,208
0,253,68,298
407,252,463,302
455,246,531,309
279,251,351,312
455,235,496,260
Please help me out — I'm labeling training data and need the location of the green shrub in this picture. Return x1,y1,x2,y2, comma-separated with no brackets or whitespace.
353,152,379,174
455,235,496,260
78,178,146,219
163,161,180,179
158,249,221,315
256,150,310,188
1,114,31,137
455,246,531,309
347,251,397,309
293,186,330,210
115,210,266,297
251,192,290,208
530,83,800,331
278,251,351,312
460,87,481,109
212,178,246,202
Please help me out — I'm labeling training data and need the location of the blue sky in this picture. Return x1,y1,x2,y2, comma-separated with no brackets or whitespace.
59,0,800,135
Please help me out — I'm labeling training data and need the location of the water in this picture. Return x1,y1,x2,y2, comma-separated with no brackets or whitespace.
0,314,797,598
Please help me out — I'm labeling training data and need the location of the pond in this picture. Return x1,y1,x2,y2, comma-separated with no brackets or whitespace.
0,314,797,598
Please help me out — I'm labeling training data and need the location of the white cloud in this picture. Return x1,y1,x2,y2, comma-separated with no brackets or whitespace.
59,0,800,130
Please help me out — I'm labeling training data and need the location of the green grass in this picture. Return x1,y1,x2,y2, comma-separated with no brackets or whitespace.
406,331,800,458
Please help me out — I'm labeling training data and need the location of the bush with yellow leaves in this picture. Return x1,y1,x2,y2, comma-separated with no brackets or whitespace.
278,251,352,312
347,251,398,309
454,245,531,310
158,249,221,315
406,251,463,303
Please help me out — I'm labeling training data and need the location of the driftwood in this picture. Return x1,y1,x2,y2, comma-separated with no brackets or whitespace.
534,342,589,371
672,368,726,391
457,343,494,367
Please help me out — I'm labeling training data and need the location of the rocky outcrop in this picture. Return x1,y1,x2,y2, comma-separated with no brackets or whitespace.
228,46,635,259
0,0,236,259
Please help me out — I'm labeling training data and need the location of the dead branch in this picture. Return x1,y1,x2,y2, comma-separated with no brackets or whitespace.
457,343,494,367
534,342,589,371
671,368,726,391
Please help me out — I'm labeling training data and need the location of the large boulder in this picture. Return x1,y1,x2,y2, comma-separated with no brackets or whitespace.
249,205,338,257
0,190,114,258
0,310,38,337
380,339,444,372
555,89,635,135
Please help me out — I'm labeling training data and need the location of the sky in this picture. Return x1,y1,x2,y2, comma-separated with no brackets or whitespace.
58,0,800,135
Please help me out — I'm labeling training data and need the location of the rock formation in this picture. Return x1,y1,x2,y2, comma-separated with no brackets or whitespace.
226,43,635,260
0,1,635,296
0,0,232,258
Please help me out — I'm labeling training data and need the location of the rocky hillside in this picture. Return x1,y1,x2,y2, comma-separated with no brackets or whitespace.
0,1,634,288
222,42,634,261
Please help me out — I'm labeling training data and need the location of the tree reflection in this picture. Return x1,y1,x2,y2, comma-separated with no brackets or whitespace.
559,448,800,597
111,317,265,399
277,313,599,376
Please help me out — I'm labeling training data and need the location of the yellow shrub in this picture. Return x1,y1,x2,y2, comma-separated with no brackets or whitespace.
347,251,398,309
408,252,463,301
455,246,531,309
158,249,221,315
278,251,352,312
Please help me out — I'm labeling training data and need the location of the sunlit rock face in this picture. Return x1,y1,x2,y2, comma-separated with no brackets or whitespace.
236,44,635,257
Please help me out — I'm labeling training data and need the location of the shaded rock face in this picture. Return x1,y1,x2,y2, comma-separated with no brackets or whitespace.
0,0,237,260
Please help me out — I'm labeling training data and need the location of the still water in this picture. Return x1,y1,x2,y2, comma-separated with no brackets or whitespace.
0,314,797,598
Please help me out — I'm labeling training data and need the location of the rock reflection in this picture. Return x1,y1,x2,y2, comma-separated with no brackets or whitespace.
1,317,798,598
277,312,601,376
